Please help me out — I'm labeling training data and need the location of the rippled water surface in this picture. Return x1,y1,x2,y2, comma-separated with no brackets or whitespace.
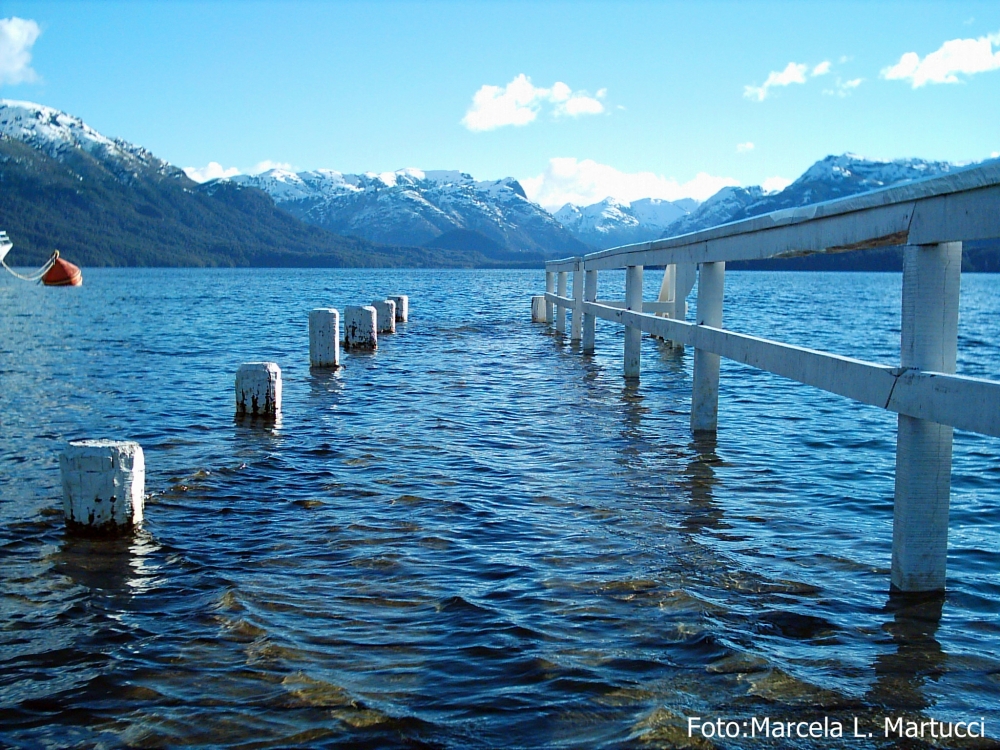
1,268,999,749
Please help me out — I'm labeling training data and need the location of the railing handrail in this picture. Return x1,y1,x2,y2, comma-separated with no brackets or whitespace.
546,159,1000,271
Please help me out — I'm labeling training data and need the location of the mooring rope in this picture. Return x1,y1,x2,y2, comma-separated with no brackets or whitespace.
1,250,60,282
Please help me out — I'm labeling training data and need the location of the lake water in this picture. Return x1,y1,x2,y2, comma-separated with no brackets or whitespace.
1,268,998,749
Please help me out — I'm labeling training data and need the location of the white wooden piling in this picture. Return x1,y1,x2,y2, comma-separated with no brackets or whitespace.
60,440,144,535
624,265,643,378
531,295,548,323
691,262,725,432
891,242,961,592
582,269,598,353
545,271,555,325
344,305,378,350
372,299,397,334
556,271,568,334
236,362,282,416
571,267,584,341
308,308,340,368
388,295,409,323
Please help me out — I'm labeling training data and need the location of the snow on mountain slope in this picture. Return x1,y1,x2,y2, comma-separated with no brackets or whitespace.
630,198,689,228
554,196,692,248
0,99,178,177
660,154,959,238
229,168,586,257
659,186,766,237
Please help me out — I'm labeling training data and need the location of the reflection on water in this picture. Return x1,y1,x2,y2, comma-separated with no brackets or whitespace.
680,434,724,535
1,268,999,747
869,594,946,712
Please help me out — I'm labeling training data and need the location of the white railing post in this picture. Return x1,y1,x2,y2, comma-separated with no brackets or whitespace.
691,261,725,432
624,265,643,378
556,271,568,334
891,242,962,593
655,264,677,343
545,270,555,324
675,263,696,345
582,268,598,353
571,261,583,342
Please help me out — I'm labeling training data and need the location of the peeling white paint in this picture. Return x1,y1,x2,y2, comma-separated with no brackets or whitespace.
309,308,340,368
235,362,282,416
372,300,396,334
531,295,548,323
344,306,377,350
60,440,144,534
388,295,409,323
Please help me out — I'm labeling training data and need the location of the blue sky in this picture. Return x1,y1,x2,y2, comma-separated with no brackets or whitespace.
1,0,999,208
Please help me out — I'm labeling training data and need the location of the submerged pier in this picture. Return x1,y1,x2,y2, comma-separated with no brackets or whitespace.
539,162,1000,594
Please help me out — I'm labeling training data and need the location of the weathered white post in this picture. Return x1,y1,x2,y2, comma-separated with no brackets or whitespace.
236,362,282,416
570,262,584,342
388,295,408,322
545,271,555,326
309,308,340,368
657,264,677,316
624,265,643,378
556,271,568,334
344,305,378,350
372,299,396,334
531,295,548,322
691,262,725,432
60,440,144,535
582,268,598,353
657,263,695,348
891,242,961,592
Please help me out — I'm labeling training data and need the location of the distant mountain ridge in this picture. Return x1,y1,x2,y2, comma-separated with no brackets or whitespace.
553,197,693,249
661,154,959,237
555,155,963,250
227,168,587,259
1,98,995,270
0,100,532,267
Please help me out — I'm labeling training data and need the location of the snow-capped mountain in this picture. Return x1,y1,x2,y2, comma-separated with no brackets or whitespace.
0,99,183,180
0,100,465,267
228,168,587,257
657,186,766,237
660,154,958,238
554,197,692,249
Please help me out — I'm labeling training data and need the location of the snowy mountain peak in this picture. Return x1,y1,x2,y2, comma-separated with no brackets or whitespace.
794,153,955,190
629,197,690,228
227,166,584,256
0,99,162,169
553,195,692,248
657,153,962,240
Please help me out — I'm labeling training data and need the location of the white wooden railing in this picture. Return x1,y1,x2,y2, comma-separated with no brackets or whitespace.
534,161,1000,594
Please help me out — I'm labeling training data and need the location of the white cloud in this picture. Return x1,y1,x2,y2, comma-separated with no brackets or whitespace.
251,160,292,174
183,162,241,182
745,60,838,101
521,157,739,210
992,151,1000,158
762,176,793,194
0,17,41,86
462,74,605,131
183,159,295,182
882,30,1000,87
560,93,604,116
744,62,808,101
736,141,755,153
823,77,864,97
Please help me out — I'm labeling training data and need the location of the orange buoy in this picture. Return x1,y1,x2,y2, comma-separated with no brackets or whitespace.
42,251,82,287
